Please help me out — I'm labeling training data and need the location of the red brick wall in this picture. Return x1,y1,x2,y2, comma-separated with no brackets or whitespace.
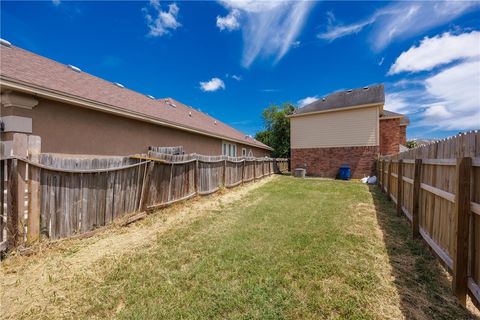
291,146,379,179
380,118,400,155
399,125,407,146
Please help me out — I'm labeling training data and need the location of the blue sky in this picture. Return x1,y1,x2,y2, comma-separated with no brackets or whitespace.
1,1,479,139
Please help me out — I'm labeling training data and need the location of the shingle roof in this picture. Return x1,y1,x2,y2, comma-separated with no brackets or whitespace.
382,109,410,126
0,44,271,150
293,84,385,116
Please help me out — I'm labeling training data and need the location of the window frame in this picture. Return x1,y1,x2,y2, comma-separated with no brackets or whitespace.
222,141,237,157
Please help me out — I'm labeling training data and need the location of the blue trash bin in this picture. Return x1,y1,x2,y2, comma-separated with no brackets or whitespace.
338,165,351,180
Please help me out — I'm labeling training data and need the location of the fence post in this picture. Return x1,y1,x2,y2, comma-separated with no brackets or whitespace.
452,157,471,306
7,133,28,248
380,159,385,193
412,159,422,238
27,135,41,244
223,159,227,187
387,160,392,199
168,163,174,201
379,160,383,191
241,160,245,184
0,158,4,244
139,161,154,212
194,159,199,193
396,159,403,216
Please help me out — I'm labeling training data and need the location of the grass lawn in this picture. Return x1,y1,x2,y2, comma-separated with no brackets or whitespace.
2,175,478,319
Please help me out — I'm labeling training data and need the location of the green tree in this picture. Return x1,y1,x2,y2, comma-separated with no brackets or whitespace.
406,140,418,149
255,103,295,158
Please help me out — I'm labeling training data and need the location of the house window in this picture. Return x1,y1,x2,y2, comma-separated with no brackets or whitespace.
222,142,237,157
242,148,247,157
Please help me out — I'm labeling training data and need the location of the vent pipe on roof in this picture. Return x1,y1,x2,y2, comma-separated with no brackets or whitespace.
214,120,217,125
67,64,82,72
0,38,12,47
363,86,369,90
347,89,353,93
114,82,125,88
147,95,155,99
189,111,192,117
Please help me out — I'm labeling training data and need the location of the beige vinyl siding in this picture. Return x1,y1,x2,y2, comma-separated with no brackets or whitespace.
291,106,379,148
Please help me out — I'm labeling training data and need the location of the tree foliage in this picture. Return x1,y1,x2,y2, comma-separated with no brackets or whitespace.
406,140,418,149
255,103,295,158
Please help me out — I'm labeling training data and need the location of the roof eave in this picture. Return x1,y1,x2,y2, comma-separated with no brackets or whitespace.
0,76,273,151
288,102,383,118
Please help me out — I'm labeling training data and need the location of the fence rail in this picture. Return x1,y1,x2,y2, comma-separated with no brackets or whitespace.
0,137,289,254
378,130,479,307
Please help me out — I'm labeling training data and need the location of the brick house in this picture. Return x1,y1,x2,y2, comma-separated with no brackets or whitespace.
289,84,408,178
0,40,272,158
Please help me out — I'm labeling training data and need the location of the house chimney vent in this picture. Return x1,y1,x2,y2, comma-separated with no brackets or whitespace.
67,64,82,73
189,111,192,117
114,82,125,88
147,95,155,99
0,38,12,47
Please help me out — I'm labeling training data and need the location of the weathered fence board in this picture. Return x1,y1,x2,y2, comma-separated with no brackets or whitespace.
378,130,480,307
1,145,289,254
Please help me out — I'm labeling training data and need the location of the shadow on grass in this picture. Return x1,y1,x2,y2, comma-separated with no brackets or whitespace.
367,185,478,319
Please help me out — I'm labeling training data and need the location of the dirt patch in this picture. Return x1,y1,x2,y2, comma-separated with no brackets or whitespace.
0,176,276,319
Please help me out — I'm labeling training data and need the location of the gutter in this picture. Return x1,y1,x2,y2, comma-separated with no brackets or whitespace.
0,76,273,151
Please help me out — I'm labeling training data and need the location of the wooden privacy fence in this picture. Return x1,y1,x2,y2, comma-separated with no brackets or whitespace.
378,130,479,307
0,136,289,253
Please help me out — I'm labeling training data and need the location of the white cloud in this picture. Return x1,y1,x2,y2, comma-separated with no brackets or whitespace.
423,105,454,120
217,9,240,31
297,96,318,107
231,75,242,81
143,1,181,37
318,2,478,51
52,0,61,5
423,59,480,129
318,11,377,41
390,59,480,131
217,1,315,67
389,31,480,74
384,92,410,114
200,77,225,92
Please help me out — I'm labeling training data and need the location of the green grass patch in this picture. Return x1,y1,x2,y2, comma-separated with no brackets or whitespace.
47,177,478,319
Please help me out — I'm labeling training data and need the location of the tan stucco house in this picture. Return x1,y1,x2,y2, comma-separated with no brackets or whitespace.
289,84,408,178
0,40,272,158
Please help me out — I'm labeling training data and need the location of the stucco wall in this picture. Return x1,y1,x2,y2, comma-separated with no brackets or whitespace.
1,97,269,157
290,106,380,148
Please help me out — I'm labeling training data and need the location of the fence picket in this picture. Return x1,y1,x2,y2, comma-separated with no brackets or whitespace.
379,131,480,307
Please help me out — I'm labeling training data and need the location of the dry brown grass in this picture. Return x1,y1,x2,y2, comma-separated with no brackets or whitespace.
0,176,276,319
